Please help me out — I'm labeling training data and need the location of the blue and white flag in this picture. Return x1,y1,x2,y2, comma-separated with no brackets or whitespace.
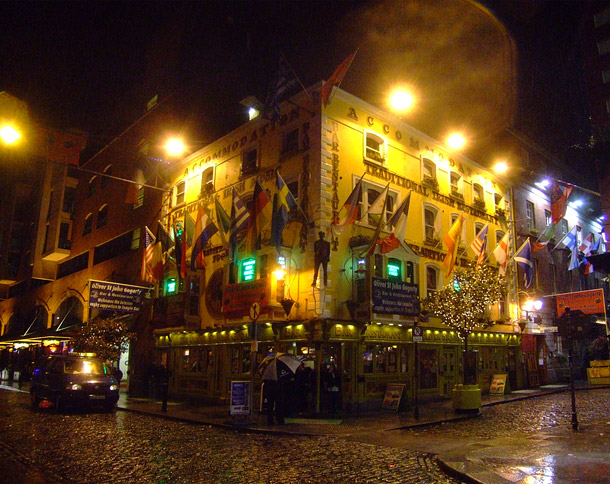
514,239,533,288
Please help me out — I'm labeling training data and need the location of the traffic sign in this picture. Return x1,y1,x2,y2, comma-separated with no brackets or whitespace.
249,302,261,321
412,326,423,342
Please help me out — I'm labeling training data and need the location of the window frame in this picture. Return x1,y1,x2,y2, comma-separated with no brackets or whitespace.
525,200,536,232
423,204,440,243
82,213,93,236
241,146,259,176
96,204,108,229
175,180,186,206
359,180,397,227
363,130,387,165
425,264,440,298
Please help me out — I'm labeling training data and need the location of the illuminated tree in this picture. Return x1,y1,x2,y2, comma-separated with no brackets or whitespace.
422,265,505,384
70,315,135,365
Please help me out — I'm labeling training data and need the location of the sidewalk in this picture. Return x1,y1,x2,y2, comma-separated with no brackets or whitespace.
3,379,609,483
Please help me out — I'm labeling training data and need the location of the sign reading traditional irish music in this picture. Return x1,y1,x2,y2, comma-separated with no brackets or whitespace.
556,288,606,318
88,280,148,313
372,278,420,316
223,278,269,318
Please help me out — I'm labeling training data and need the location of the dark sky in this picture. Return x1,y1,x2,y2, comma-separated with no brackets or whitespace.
0,0,592,162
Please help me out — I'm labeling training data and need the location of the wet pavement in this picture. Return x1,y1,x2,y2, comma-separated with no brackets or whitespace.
2,379,610,483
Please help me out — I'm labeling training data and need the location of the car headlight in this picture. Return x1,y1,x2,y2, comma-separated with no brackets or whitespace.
67,383,82,391
109,384,119,391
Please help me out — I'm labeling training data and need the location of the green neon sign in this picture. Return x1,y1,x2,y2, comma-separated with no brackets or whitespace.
242,258,256,281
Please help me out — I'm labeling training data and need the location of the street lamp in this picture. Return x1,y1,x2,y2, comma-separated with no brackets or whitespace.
0,124,22,145
388,88,416,113
164,137,187,157
446,132,466,151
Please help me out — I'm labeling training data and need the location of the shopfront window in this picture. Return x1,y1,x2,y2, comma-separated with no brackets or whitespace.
363,344,407,374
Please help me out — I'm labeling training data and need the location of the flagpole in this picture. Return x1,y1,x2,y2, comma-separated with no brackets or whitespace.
280,51,313,102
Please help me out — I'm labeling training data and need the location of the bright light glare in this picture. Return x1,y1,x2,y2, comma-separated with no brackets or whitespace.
569,199,584,208
493,161,508,174
0,125,21,145
273,269,286,280
165,138,186,157
389,89,415,112
535,179,551,189
446,132,466,150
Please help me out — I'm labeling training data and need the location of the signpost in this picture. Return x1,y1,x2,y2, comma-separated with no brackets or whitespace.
412,322,422,419
249,302,260,419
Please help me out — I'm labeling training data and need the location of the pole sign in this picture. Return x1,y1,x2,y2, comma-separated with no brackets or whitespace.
229,381,251,416
88,280,148,313
372,278,420,316
412,325,423,342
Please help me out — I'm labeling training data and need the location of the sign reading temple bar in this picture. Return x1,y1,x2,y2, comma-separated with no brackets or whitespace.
89,280,149,313
372,278,420,316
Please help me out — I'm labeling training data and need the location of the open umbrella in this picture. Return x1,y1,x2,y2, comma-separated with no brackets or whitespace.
257,353,302,381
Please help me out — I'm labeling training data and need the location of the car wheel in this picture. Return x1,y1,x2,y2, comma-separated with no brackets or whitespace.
30,390,40,409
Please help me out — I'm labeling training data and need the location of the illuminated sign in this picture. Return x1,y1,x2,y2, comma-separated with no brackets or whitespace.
242,259,256,282
387,263,401,279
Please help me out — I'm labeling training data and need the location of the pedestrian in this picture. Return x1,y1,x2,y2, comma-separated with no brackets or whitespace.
264,379,285,425
324,364,341,415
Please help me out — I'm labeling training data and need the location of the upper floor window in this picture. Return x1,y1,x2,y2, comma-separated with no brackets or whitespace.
101,165,112,188
83,213,93,236
495,230,505,245
545,209,552,227
422,158,436,180
132,187,144,209
96,205,108,228
87,176,98,198
423,205,440,242
494,193,503,208
450,172,462,194
576,225,582,247
201,167,214,195
526,200,536,231
175,181,186,206
426,265,439,298
561,218,569,236
63,186,76,214
131,227,141,250
364,131,386,164
473,183,484,202
360,182,396,226
242,147,259,176
281,128,299,155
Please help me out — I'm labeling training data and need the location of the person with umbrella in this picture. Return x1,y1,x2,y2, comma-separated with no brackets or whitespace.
258,353,301,425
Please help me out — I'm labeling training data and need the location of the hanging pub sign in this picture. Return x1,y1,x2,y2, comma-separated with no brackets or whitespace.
89,280,149,313
556,289,605,318
372,278,420,316
223,278,270,318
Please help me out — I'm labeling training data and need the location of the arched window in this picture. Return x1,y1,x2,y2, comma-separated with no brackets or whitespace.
53,296,84,330
25,306,48,334
201,166,214,195
473,183,484,202
450,172,462,195
97,204,108,228
83,213,93,236
175,180,186,205
88,176,98,198
423,204,440,243
101,164,112,188
364,131,387,164
426,265,440,297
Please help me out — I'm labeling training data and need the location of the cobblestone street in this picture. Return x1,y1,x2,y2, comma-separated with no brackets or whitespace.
0,389,459,484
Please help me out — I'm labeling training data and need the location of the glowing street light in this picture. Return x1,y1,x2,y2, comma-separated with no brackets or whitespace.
165,137,187,157
446,132,466,151
492,160,508,174
0,124,22,145
388,88,415,113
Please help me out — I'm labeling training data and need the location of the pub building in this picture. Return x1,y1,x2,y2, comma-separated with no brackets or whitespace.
152,83,524,413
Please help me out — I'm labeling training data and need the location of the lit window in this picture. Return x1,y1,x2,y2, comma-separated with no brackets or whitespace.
422,158,436,180
364,131,386,164
175,181,186,205
201,167,214,194
473,183,484,202
526,200,536,232
450,172,462,194
424,206,439,242
426,265,439,297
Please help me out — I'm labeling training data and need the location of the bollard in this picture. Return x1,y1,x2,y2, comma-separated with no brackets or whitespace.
161,379,168,413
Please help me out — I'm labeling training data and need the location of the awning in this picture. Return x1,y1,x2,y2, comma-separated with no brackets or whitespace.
585,252,610,274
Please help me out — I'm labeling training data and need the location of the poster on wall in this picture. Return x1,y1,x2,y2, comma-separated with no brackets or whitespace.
381,383,405,412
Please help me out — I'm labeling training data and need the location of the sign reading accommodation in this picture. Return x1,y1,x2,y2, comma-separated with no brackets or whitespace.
88,280,148,313
372,278,420,316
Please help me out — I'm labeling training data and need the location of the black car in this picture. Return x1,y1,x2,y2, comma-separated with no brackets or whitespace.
30,353,120,411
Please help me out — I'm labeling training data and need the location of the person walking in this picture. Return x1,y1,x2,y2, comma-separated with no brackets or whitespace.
324,364,341,415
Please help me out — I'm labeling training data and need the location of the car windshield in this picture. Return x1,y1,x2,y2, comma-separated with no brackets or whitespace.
64,359,107,375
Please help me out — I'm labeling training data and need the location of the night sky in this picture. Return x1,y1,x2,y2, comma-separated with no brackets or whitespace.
0,0,591,166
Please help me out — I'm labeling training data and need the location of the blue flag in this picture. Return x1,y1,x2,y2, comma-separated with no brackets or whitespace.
514,239,533,288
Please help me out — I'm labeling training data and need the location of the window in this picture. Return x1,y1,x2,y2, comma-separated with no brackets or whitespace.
360,182,396,226
561,218,568,236
494,193,503,208
63,186,75,214
451,213,466,245
424,205,439,242
242,147,258,176
526,200,536,232
426,265,439,297
545,210,552,227
474,222,486,255
450,172,462,194
598,38,610,55
58,222,71,250
405,261,415,284
87,176,98,198
96,205,108,228
101,165,112,188
201,167,214,195
495,230,505,245
422,158,436,180
363,345,407,374
132,187,144,209
131,227,141,250
83,213,93,236
175,181,186,205
364,131,386,164
576,225,582,247
281,128,299,155
473,183,484,202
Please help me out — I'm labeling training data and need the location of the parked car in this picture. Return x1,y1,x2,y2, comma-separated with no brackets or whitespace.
30,353,119,411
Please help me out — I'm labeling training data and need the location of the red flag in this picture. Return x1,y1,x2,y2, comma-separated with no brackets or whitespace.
34,126,86,165
332,175,363,235
246,181,271,253
550,180,573,224
321,51,357,107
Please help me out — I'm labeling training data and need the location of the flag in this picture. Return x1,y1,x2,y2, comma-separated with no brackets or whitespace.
191,205,219,270
215,197,231,250
246,180,272,253
230,189,250,261
591,233,602,253
185,211,196,247
493,232,510,276
33,126,87,165
360,197,388,257
321,51,357,107
271,171,298,252
470,224,489,268
568,244,580,272
362,184,389,227
377,191,411,253
554,226,577,251
550,180,573,224
579,232,594,254
532,223,555,252
441,213,465,277
332,175,363,235
263,54,298,122
514,239,534,288
141,226,157,283
173,221,187,279
156,222,174,255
